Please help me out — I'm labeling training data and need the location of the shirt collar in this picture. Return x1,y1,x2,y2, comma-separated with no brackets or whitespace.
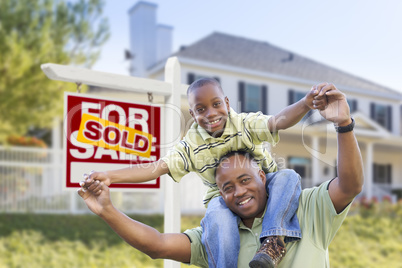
239,203,268,230
196,108,239,141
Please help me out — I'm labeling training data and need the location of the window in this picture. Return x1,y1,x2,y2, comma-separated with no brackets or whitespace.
238,81,267,113
288,89,313,121
288,157,311,179
373,163,392,184
370,103,392,131
334,160,338,178
187,73,220,85
400,105,402,135
347,99,358,113
288,90,305,104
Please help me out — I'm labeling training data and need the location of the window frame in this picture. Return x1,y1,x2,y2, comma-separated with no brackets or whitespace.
187,72,220,85
347,99,358,113
373,163,392,184
288,89,313,122
238,81,267,114
370,102,392,131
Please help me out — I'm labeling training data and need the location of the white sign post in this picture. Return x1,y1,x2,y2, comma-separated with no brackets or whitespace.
41,57,185,268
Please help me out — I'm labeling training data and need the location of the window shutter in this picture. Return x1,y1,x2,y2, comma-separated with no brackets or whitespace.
387,105,393,131
373,163,377,183
334,160,338,177
352,100,358,112
387,164,392,184
238,81,245,112
305,110,313,123
288,89,295,105
261,85,268,114
370,103,375,119
187,73,195,84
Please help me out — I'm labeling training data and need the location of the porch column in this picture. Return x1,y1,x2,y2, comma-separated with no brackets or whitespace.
311,136,320,187
365,142,373,199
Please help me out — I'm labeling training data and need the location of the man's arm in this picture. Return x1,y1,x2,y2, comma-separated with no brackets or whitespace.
316,83,364,213
77,182,191,262
268,86,327,132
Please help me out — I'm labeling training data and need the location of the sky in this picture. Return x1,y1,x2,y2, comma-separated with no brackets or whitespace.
92,0,402,94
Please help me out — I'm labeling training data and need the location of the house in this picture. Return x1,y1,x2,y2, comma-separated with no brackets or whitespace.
90,1,402,213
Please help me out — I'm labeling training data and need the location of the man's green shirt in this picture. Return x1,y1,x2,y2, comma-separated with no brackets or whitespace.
184,180,352,267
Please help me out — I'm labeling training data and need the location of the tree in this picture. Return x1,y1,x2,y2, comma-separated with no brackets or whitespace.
0,0,110,144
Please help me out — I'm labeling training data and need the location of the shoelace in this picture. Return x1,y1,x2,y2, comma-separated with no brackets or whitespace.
257,236,286,264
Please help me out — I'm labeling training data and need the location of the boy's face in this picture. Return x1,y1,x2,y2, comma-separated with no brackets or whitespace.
188,83,230,137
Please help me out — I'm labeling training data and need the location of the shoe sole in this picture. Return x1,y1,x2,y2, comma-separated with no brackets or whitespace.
249,253,275,268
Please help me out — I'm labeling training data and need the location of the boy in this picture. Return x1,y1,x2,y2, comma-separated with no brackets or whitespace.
82,78,326,268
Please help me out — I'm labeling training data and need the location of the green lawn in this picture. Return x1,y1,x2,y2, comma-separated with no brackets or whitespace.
1,200,401,268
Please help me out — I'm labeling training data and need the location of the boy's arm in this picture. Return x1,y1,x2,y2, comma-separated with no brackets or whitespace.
77,183,191,262
82,159,169,186
268,84,327,132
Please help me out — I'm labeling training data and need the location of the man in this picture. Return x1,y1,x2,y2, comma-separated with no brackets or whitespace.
78,83,364,267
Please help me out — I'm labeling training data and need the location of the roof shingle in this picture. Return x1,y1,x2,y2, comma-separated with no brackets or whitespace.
174,32,401,96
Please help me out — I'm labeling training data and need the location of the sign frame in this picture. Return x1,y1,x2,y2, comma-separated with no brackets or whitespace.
63,92,162,190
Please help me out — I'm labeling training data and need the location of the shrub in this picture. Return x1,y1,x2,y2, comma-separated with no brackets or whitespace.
7,135,47,148
1,202,401,268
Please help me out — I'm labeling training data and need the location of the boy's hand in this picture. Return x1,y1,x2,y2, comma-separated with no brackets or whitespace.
80,171,111,193
305,83,329,110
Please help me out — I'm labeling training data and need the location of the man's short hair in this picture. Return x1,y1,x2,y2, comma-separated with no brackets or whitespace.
187,77,224,96
214,150,258,178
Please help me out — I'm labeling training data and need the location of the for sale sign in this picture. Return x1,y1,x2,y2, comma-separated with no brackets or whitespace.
64,92,161,189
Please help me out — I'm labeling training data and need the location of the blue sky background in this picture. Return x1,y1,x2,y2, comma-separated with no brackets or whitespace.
92,0,402,93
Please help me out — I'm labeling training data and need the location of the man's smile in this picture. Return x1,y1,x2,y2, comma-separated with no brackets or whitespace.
238,197,253,206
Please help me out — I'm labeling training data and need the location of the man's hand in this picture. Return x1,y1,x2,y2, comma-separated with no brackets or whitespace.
304,85,328,110
314,83,351,125
77,180,112,216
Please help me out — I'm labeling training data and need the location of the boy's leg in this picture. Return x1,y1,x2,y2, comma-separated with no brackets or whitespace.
261,169,302,240
201,196,240,268
249,169,302,268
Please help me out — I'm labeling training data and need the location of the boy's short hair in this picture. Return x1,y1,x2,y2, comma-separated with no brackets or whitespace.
187,77,224,96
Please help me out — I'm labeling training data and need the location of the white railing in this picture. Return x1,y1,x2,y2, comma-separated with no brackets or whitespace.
0,146,69,213
373,183,398,203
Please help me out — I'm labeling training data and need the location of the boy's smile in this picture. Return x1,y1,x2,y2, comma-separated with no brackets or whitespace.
204,117,223,129
188,83,230,137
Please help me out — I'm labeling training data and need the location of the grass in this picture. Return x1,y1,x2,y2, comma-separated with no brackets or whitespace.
1,200,402,267
0,213,201,268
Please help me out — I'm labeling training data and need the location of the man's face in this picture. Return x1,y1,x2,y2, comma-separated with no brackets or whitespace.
216,154,267,227
188,83,230,137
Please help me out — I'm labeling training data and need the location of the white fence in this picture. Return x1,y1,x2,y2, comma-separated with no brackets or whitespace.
0,146,68,213
0,146,167,214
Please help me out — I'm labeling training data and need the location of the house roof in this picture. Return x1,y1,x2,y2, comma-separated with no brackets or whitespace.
174,32,402,97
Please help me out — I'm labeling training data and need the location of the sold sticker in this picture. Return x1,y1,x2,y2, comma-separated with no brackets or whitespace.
76,113,153,158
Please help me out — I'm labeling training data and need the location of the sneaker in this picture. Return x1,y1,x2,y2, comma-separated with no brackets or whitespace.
249,236,286,268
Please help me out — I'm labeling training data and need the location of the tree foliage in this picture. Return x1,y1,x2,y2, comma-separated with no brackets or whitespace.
0,0,110,143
